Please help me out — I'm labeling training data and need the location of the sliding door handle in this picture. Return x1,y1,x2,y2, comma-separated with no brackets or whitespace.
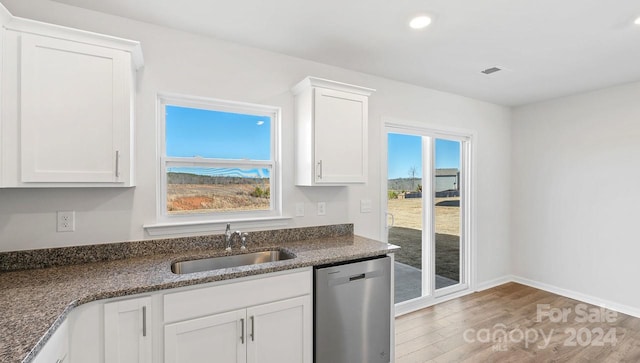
385,212,395,229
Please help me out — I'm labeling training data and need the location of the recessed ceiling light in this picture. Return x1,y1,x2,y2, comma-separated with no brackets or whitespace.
409,15,432,30
635,16,640,25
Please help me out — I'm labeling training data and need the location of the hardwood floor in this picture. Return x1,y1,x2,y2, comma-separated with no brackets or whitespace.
395,283,640,362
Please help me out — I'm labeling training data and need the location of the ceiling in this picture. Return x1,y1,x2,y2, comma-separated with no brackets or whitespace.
51,0,640,106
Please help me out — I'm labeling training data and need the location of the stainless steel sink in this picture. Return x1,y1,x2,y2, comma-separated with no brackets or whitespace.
171,250,295,274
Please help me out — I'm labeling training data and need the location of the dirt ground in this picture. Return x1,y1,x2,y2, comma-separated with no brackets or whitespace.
387,197,460,282
388,197,460,235
167,183,270,213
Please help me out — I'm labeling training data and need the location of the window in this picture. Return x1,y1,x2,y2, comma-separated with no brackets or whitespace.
158,94,280,222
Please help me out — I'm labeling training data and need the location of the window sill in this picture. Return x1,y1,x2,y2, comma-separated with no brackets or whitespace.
143,216,292,237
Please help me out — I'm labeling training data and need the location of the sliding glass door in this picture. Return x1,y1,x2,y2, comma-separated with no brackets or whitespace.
434,139,462,291
386,133,424,303
384,125,470,308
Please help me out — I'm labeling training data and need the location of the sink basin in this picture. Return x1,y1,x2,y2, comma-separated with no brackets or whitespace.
171,250,295,274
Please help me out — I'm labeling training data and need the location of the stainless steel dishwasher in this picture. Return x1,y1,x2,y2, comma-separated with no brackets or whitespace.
314,256,391,363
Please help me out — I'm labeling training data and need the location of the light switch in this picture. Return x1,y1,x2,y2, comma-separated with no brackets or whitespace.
295,203,305,217
360,199,372,213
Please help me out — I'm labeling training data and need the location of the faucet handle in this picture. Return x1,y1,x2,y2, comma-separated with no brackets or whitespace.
240,233,249,250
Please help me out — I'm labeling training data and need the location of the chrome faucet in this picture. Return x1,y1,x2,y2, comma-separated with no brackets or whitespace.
225,223,247,251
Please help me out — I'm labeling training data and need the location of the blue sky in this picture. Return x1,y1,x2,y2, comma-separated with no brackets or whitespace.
387,133,460,179
166,105,271,160
166,107,459,180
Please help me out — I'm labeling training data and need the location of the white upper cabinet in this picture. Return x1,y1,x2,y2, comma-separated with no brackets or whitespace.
292,77,374,186
0,3,143,187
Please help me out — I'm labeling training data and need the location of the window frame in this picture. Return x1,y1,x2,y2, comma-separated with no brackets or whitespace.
156,93,281,224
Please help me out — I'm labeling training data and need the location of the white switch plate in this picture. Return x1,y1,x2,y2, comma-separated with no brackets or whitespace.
295,202,305,217
317,202,326,216
57,211,75,232
360,199,372,213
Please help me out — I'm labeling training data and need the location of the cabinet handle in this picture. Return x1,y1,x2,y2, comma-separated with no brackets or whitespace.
250,316,255,341
115,150,120,178
317,160,323,180
142,306,147,337
240,318,245,344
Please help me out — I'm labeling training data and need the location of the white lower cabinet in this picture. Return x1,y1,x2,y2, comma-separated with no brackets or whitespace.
104,297,153,363
165,309,246,363
163,269,312,363
32,319,69,363
37,268,311,363
164,296,311,363
246,296,311,363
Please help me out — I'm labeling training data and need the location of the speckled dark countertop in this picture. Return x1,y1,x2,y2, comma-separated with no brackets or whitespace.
0,225,398,363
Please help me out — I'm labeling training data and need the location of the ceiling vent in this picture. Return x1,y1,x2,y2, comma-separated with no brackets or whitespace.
481,67,502,75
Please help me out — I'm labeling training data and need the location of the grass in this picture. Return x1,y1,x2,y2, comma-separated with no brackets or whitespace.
387,197,461,282
389,227,460,282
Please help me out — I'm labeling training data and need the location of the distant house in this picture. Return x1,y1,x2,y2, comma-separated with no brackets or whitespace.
435,168,459,192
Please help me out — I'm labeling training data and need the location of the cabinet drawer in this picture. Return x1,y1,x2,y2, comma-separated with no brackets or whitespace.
164,269,311,323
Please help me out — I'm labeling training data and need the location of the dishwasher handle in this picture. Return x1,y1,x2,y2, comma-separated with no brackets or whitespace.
326,269,383,287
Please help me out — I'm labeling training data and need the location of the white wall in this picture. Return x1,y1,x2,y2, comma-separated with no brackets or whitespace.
512,81,640,311
0,0,512,286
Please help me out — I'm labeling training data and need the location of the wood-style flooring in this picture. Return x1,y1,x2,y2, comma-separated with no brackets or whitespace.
395,283,640,362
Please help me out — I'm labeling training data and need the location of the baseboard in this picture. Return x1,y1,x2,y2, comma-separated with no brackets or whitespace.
474,275,513,292
396,275,640,319
395,288,475,317
512,275,640,319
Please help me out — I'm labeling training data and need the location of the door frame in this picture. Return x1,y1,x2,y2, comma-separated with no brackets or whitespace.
381,117,477,316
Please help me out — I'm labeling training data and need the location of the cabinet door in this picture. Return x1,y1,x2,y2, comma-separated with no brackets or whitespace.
20,33,131,183
32,320,69,363
104,296,152,363
165,309,247,363
314,88,368,184
246,295,311,363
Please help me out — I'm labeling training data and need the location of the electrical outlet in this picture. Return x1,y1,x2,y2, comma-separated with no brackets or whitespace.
57,211,75,232
317,202,326,216
295,203,305,217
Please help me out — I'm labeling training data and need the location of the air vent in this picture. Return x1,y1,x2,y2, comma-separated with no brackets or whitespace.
481,67,502,75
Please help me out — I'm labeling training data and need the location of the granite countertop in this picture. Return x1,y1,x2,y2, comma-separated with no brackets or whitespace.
0,227,398,363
